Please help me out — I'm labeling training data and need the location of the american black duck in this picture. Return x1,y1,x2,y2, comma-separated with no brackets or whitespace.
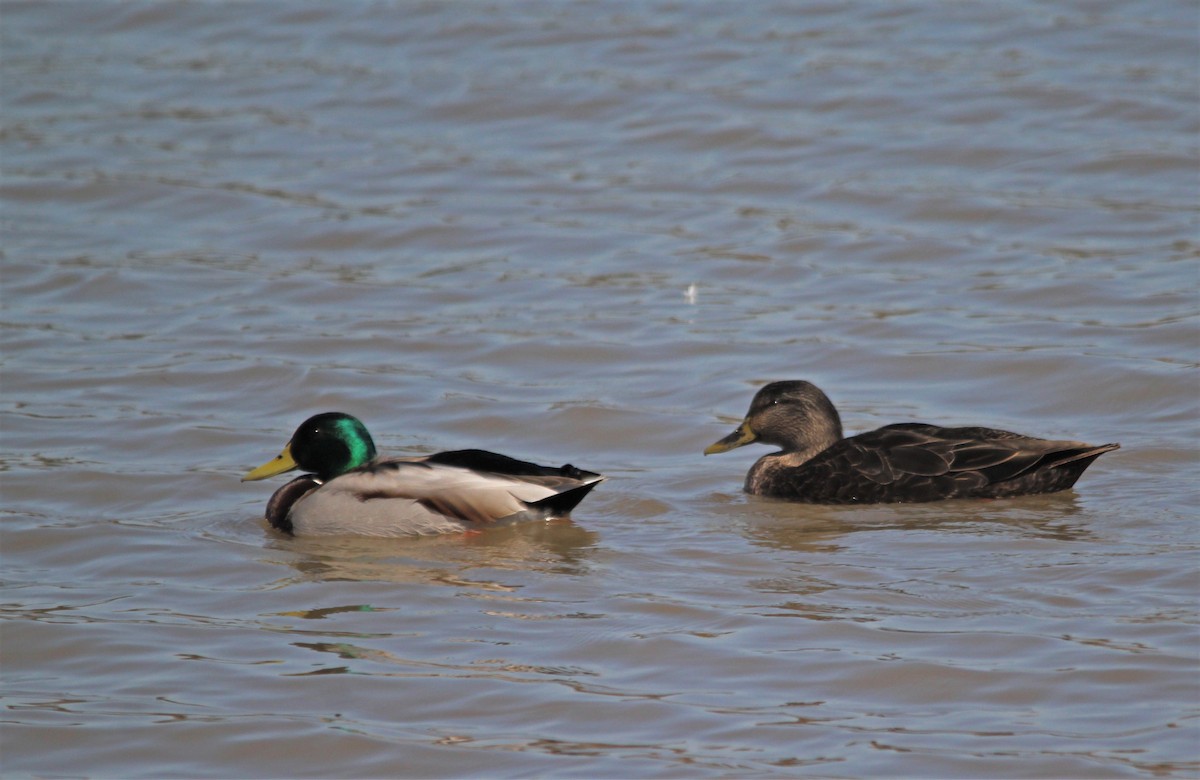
704,381,1118,503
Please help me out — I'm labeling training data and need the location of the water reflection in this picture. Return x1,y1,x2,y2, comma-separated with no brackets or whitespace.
735,491,1098,555
259,519,600,584
291,641,599,680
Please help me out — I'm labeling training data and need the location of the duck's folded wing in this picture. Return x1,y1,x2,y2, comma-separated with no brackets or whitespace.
853,424,1110,485
324,459,595,526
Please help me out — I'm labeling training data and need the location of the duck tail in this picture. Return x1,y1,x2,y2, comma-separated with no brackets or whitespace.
526,479,604,518
1049,442,1121,469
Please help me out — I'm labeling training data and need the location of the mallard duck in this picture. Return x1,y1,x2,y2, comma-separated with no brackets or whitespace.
243,412,604,536
704,381,1118,503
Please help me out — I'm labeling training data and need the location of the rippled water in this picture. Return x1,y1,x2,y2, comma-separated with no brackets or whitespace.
3,2,1197,777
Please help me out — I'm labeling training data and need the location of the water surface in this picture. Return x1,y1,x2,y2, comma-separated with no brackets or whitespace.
2,2,1197,777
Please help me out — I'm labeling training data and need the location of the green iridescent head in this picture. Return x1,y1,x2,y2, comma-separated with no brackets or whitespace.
243,412,378,482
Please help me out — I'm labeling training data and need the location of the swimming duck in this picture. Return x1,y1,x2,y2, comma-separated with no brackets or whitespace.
704,381,1118,503
243,412,604,536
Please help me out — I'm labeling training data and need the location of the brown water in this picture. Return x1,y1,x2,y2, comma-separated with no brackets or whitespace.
3,2,1197,777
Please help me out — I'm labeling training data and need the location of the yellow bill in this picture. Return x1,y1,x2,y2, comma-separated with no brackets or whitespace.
242,444,299,481
704,420,758,455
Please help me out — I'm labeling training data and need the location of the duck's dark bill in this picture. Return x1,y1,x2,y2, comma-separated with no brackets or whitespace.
704,421,757,455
